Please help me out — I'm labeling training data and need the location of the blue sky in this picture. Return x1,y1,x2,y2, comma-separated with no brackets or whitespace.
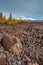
0,0,43,20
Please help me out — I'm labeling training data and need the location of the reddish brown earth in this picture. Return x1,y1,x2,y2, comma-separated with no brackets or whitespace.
0,22,43,65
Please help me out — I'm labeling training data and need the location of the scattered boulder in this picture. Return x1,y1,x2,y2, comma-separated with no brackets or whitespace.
0,53,6,65
1,34,17,50
1,34,22,55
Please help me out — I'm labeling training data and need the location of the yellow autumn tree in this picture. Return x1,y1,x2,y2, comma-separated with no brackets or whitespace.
0,12,26,24
0,12,6,23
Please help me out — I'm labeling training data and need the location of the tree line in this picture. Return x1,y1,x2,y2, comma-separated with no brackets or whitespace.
0,12,26,24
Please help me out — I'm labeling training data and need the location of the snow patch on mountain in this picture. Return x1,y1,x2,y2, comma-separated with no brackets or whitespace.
16,16,36,21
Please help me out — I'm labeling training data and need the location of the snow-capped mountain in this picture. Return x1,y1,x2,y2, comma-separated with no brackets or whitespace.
28,18,36,21
16,16,36,21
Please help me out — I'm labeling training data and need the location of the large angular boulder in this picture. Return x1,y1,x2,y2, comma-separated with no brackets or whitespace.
2,34,17,50
2,34,22,55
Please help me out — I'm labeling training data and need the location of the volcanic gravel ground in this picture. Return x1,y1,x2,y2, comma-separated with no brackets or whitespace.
0,22,43,65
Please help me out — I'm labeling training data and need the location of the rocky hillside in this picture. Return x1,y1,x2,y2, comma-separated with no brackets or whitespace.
0,22,43,65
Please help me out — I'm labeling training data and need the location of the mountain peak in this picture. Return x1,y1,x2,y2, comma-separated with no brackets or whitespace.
16,16,36,21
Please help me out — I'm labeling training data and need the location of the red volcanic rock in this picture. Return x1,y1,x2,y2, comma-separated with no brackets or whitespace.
2,34,22,55
2,34,17,50
0,53,6,65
